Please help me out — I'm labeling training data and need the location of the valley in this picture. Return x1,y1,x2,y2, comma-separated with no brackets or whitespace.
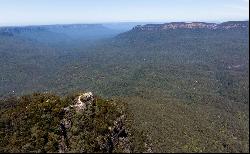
0,21,249,152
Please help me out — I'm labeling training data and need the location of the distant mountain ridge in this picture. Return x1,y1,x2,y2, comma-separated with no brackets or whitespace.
133,21,249,31
0,24,124,43
0,24,107,32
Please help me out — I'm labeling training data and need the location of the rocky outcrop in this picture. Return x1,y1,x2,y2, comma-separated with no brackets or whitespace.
59,92,95,153
59,92,132,153
65,92,94,112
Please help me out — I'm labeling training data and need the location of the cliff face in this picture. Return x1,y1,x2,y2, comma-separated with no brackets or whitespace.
133,21,249,31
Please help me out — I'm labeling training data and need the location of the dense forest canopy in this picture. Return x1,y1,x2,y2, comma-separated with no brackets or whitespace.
0,21,249,152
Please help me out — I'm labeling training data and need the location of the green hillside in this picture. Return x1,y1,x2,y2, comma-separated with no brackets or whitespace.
0,22,249,152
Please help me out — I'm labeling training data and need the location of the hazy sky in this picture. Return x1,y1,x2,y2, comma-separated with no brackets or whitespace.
0,0,249,26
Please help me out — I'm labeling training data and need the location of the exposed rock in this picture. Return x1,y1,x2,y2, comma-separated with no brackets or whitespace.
63,92,94,113
73,92,94,112
59,92,133,153
59,92,94,152
133,21,249,31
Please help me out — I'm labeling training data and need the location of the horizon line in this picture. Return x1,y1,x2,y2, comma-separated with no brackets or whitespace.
0,20,249,28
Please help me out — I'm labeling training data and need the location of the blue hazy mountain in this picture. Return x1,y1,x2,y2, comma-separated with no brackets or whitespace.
0,24,124,44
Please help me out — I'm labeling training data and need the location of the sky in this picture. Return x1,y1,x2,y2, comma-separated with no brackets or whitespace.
0,0,249,26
